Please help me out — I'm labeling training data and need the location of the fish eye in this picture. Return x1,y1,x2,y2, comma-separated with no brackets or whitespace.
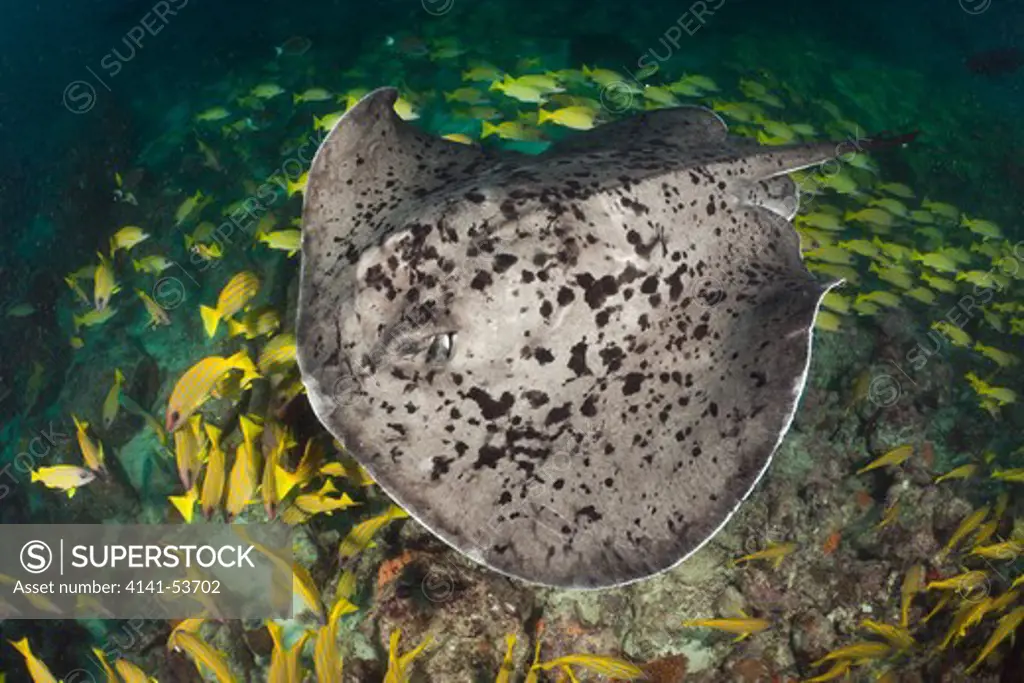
426,332,454,365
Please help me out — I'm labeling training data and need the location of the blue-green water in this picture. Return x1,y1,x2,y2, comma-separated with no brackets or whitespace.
1,0,1023,680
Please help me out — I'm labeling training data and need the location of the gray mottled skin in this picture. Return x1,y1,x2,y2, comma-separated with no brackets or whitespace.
296,87,836,588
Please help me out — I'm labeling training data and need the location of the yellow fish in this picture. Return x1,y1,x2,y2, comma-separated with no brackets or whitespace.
267,620,311,682
837,239,880,258
820,291,851,315
811,641,890,667
869,262,915,289
965,372,1016,405
739,79,783,107
940,598,993,648
855,290,901,309
393,97,419,121
856,444,913,474
489,78,547,103
797,212,844,231
165,350,261,432
957,270,1008,289
227,307,280,340
904,287,936,305
911,250,958,273
72,414,106,472
200,423,226,519
532,653,645,679
109,225,149,257
114,658,151,683
65,274,91,305
251,83,285,99
195,107,230,122
169,481,199,523
293,88,332,104
31,465,96,498
992,468,1024,483
938,505,991,560
932,321,971,347
934,463,977,484
814,310,842,332
927,570,988,593
225,416,262,520
920,273,957,293
314,620,345,683
136,289,170,327
974,343,1018,368
961,215,1002,239
537,106,596,130
441,133,474,144
200,271,260,337
730,541,797,569
173,414,205,489
858,619,914,650
256,229,301,257
900,564,925,627
339,504,410,559
383,629,433,683
92,647,119,682
175,191,206,226
462,64,504,81
845,207,894,228
93,252,118,311
867,197,909,217
443,87,486,104
804,660,851,683
8,637,58,683
966,606,1024,674
313,111,345,132
102,368,124,428
295,491,359,516
672,73,719,93
804,245,854,265
581,65,629,86
972,540,1023,560
286,171,308,198
681,616,770,642
877,182,914,199
852,298,881,317
167,630,236,683
480,120,543,142
806,262,860,284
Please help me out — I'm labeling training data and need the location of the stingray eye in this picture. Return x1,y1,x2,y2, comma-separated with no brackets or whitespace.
426,332,454,364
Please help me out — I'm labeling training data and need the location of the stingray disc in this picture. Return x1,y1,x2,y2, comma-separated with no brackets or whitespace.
297,87,836,588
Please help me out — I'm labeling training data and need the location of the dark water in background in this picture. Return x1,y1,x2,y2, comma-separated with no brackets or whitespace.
1,0,1024,678
2,0,1021,343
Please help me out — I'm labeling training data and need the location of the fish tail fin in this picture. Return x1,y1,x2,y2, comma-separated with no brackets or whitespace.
114,368,124,384
67,487,76,499
537,109,552,124
30,470,40,482
481,121,498,138
8,638,30,657
313,115,322,130
226,319,246,338
132,259,141,272
200,305,221,338
292,93,302,105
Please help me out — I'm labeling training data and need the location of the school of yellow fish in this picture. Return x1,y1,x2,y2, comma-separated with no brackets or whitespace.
9,27,1022,683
